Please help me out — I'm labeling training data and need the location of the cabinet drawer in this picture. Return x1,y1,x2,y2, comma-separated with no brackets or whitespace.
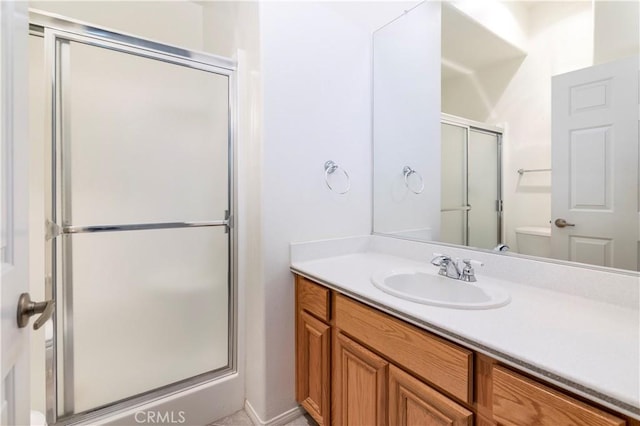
335,294,473,403
492,366,625,426
296,275,330,322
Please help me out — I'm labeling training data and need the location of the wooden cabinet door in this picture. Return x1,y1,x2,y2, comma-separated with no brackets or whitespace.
389,365,473,426
334,331,389,426
296,311,330,426
492,366,625,426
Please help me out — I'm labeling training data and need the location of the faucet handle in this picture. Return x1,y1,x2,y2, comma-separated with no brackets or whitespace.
460,259,483,282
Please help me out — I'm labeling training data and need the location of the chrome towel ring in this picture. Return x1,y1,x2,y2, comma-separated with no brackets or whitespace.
403,166,424,194
324,160,350,195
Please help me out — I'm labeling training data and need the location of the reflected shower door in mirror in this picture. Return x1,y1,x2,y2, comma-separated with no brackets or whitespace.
372,1,640,273
441,116,502,250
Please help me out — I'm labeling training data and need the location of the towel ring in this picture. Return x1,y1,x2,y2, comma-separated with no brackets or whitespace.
324,161,350,195
403,166,424,194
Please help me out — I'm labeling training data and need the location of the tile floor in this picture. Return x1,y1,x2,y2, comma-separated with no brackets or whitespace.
209,409,317,426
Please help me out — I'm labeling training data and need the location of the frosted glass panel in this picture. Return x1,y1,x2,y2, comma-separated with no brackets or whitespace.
441,123,466,210
66,41,229,225
441,123,467,244
468,130,499,249
67,227,228,413
440,211,465,245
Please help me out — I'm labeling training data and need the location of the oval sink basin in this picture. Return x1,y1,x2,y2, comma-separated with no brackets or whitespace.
371,268,510,309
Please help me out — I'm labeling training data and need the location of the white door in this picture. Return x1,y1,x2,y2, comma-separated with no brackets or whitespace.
1,2,31,425
551,56,639,270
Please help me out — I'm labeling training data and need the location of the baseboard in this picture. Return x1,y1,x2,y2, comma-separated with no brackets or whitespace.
244,400,305,426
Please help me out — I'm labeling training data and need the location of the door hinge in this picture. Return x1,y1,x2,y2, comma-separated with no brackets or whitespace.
496,200,503,212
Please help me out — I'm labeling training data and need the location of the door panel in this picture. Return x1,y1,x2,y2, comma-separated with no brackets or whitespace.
441,121,501,249
440,123,467,245
552,56,639,270
48,32,233,420
570,236,613,267
468,130,499,249
570,126,611,209
65,41,229,226
67,227,228,413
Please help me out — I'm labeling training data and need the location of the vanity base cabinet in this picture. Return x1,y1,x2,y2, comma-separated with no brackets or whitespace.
389,365,473,426
333,331,388,426
293,274,636,426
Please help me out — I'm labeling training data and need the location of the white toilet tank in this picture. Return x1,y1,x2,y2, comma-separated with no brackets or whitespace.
31,411,47,426
515,226,551,257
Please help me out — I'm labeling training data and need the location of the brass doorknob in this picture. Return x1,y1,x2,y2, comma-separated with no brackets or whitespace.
554,218,575,228
16,293,55,330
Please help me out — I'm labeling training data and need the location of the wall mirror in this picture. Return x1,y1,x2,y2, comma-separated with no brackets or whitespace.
372,0,640,273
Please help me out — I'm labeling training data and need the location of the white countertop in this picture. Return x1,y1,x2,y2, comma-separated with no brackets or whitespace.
290,236,640,419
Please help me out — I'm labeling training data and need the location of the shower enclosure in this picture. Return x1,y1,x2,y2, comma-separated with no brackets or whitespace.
440,114,503,249
30,12,237,425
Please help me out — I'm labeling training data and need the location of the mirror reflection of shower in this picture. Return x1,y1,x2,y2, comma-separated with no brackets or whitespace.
440,115,502,250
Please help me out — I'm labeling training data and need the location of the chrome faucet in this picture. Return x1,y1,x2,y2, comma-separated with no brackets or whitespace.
431,254,483,282
430,255,462,279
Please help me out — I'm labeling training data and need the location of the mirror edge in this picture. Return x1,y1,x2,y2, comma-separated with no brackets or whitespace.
371,232,640,278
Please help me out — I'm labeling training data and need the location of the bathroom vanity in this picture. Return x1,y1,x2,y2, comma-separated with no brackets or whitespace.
290,236,640,426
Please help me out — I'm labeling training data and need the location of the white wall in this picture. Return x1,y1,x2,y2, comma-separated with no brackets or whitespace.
251,2,415,421
594,0,640,65
449,0,529,52
442,2,594,252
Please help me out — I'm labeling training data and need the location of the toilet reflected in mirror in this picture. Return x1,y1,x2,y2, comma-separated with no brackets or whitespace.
515,226,551,258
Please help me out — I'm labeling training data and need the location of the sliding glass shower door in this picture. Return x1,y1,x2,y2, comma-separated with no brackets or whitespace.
43,26,235,423
440,117,502,249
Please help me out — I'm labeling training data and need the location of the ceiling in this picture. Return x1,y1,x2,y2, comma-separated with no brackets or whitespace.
441,2,527,81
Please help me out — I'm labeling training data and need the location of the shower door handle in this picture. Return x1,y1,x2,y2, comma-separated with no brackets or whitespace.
17,293,55,330
440,205,472,212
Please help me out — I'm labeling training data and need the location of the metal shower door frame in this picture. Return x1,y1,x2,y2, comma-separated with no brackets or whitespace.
31,11,238,425
440,119,470,245
441,113,504,246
